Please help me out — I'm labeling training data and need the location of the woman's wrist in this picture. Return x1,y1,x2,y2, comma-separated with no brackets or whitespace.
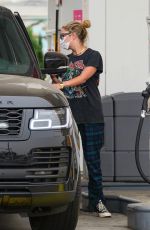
59,81,69,89
59,83,64,89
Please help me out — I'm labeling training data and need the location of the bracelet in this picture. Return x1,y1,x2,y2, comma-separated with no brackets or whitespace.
59,83,64,89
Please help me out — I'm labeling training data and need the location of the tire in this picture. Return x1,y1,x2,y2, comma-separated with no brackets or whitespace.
29,174,81,230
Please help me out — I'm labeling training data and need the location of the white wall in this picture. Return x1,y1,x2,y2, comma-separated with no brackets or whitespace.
89,0,149,95
59,0,82,26
48,0,82,31
88,0,106,95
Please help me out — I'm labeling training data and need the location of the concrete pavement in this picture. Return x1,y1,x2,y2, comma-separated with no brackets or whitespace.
77,211,130,230
0,212,130,230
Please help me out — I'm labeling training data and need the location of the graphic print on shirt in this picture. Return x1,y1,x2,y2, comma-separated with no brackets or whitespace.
62,60,87,99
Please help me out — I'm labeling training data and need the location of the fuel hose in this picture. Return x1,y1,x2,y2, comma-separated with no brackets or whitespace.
135,90,150,184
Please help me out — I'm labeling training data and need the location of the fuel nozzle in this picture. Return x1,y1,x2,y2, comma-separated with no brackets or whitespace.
141,81,150,116
143,77,150,95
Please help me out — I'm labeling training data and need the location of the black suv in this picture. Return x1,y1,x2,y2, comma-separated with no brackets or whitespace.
0,6,80,230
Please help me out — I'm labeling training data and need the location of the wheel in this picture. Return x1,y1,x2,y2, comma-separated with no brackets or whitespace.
29,175,81,230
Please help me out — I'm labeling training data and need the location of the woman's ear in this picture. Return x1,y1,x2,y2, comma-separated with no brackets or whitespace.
71,32,78,40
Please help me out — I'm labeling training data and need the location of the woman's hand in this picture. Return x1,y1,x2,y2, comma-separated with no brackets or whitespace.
50,74,62,84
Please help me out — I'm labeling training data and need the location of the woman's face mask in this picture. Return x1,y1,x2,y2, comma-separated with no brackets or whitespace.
59,32,71,50
60,38,70,50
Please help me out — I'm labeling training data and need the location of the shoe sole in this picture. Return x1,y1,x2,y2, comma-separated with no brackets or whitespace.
98,213,112,218
80,210,112,218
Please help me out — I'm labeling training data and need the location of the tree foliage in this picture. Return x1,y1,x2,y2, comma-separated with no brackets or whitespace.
27,27,44,67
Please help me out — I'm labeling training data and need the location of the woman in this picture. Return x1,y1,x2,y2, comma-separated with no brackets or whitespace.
52,20,111,218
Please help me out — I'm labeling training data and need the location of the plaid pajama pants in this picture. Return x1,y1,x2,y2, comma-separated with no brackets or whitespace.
78,123,105,210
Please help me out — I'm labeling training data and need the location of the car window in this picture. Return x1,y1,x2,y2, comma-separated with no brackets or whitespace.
0,13,37,77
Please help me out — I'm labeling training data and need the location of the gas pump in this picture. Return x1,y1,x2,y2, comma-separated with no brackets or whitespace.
135,83,150,183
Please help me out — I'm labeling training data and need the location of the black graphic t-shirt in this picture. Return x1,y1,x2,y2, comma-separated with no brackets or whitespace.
62,48,104,124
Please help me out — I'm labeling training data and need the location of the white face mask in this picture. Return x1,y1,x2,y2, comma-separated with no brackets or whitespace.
60,38,70,50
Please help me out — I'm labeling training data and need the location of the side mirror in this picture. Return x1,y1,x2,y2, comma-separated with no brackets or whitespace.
41,51,69,74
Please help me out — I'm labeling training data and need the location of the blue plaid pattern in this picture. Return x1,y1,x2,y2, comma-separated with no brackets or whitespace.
78,123,105,210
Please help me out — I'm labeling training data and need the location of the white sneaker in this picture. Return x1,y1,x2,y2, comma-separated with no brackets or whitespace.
96,200,112,218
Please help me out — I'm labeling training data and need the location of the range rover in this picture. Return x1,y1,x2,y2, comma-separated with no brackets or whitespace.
0,6,80,230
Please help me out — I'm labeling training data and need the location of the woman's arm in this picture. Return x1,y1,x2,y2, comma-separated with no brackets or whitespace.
53,66,97,90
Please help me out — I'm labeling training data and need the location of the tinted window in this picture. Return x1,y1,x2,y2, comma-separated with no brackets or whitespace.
0,13,38,76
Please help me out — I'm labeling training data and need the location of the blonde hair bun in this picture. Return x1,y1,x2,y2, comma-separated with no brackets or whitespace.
82,20,91,29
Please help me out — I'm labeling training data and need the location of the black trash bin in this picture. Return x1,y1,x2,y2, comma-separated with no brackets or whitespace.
101,92,150,182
